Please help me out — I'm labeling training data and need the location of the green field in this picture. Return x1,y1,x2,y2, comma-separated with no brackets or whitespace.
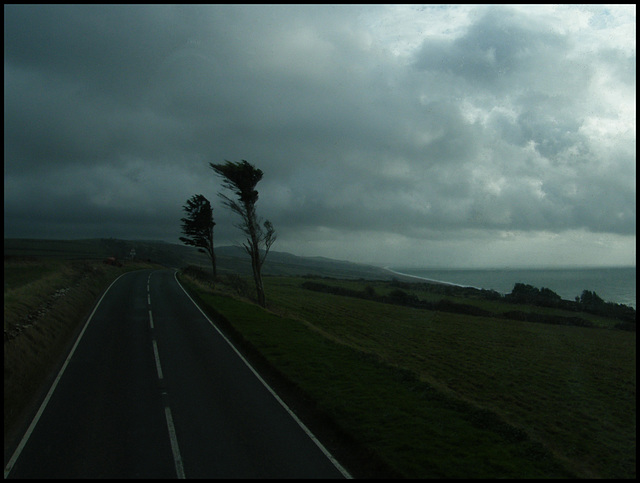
179,272,636,478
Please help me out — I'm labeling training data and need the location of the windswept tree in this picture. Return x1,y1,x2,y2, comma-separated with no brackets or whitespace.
180,194,216,285
210,160,276,307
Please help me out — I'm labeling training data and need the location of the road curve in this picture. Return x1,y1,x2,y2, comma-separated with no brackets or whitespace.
5,269,349,478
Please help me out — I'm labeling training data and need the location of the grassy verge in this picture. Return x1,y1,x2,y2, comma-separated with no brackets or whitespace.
179,273,593,478
4,257,160,444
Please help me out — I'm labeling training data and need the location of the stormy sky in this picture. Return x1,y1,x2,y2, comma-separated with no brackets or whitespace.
4,5,636,268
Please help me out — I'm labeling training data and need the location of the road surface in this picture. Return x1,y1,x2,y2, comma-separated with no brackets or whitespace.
5,269,349,478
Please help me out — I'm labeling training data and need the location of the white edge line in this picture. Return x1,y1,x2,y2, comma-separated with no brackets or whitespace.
4,271,131,479
173,271,353,479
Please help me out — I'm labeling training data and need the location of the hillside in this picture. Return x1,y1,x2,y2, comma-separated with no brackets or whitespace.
4,238,392,280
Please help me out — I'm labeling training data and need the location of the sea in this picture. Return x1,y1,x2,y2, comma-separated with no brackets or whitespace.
387,266,636,309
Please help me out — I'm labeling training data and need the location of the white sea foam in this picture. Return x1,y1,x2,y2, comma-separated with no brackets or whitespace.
383,267,485,291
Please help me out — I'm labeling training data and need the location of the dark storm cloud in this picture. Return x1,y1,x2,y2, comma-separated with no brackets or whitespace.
4,5,188,98
3,4,635,267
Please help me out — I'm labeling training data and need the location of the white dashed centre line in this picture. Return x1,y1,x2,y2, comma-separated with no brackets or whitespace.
147,271,185,478
151,340,164,380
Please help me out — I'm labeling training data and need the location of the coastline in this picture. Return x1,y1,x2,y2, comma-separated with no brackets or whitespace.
383,267,485,291
383,266,635,309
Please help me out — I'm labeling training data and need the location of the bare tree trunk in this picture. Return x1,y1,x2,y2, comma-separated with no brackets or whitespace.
254,266,265,307
209,236,217,288
249,236,266,307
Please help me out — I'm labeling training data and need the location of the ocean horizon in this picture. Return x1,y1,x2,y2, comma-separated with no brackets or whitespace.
387,266,636,309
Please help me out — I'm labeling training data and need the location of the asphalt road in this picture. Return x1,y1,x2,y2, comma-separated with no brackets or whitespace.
5,269,349,478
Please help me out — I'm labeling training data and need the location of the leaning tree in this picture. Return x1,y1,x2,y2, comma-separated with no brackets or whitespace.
209,160,276,307
179,194,216,285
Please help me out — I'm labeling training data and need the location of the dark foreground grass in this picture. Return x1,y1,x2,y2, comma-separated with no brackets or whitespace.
179,275,576,478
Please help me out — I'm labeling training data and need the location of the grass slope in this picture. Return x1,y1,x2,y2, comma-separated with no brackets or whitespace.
179,272,636,479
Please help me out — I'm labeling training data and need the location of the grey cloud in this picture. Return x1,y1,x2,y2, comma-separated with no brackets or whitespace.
4,5,189,100
3,5,635,267
601,50,636,86
413,7,568,89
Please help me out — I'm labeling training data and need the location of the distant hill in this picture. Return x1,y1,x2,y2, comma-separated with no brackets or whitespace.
4,238,393,280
